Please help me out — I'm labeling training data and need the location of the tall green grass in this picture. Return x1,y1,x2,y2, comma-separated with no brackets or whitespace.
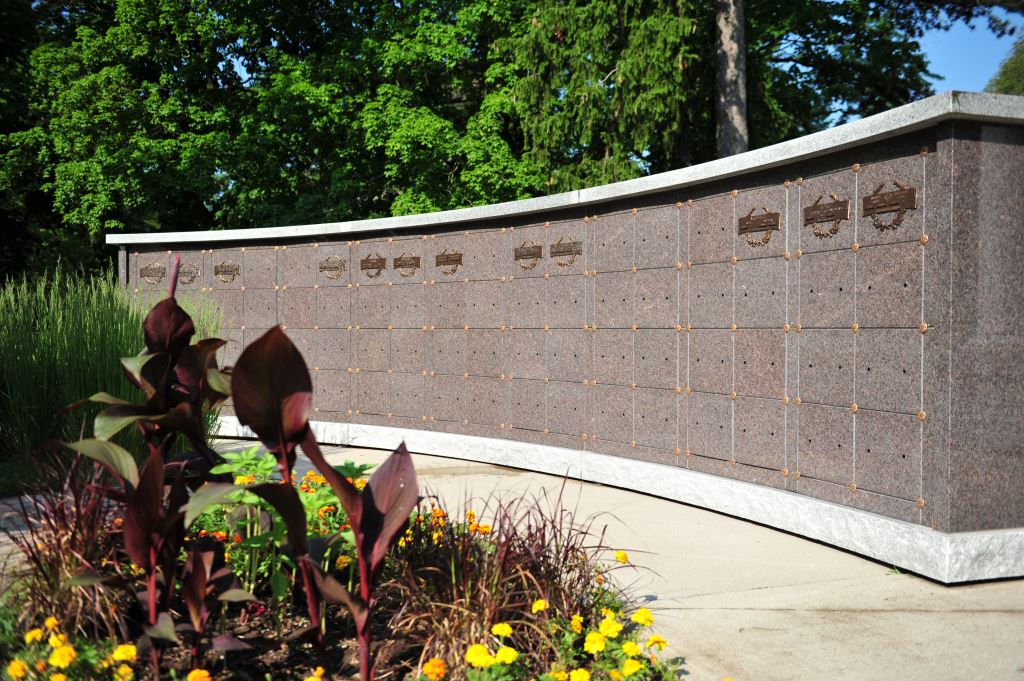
0,267,222,494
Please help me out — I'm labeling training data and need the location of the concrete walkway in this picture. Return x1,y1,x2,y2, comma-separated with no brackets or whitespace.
262,440,1024,681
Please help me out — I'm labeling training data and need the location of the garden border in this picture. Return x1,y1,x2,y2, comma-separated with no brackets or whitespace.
217,415,1024,584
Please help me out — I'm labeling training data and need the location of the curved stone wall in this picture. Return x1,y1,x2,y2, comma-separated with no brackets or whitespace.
112,92,1024,582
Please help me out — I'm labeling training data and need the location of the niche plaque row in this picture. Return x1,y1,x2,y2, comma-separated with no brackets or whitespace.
513,237,583,269
738,181,919,247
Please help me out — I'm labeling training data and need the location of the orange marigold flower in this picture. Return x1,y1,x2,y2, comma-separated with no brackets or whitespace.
423,657,447,681
232,534,243,545
6,659,28,680
186,670,212,681
476,524,491,535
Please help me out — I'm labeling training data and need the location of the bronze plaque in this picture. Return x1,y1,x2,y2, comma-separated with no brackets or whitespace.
436,250,463,275
140,262,166,285
318,255,347,279
804,199,851,225
360,254,386,278
393,255,421,270
738,211,781,234
435,251,463,267
178,262,200,285
550,239,582,258
514,244,543,261
214,260,240,283
361,255,386,270
862,186,918,217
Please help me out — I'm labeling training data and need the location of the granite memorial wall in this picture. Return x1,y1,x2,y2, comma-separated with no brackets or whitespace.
114,93,1024,582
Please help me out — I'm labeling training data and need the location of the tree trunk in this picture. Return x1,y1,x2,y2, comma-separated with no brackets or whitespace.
714,0,748,157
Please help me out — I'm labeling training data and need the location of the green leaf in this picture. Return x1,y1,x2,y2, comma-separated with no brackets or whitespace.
182,483,239,527
66,438,139,487
93,404,160,441
121,353,158,383
206,367,232,396
218,588,257,602
143,612,179,643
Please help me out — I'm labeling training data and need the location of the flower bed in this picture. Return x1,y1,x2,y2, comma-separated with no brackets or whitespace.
0,259,680,681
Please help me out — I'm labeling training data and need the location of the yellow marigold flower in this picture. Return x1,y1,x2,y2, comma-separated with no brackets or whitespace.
595,573,605,585
422,657,447,681
568,669,591,681
583,631,606,654
495,646,518,665
464,643,496,669
554,671,568,681
491,622,513,637
622,659,643,678
614,550,629,564
24,628,44,644
187,670,212,681
609,671,623,681
531,598,548,614
570,614,584,634
49,674,67,681
48,645,77,669
234,475,248,485
44,616,59,631
6,659,28,680
476,523,491,535
630,608,653,627
598,616,623,639
354,479,367,490
465,510,476,523
48,633,66,648
335,554,352,570
112,644,137,662
302,666,326,681
432,531,442,544
622,641,642,657
645,634,667,650
114,665,134,681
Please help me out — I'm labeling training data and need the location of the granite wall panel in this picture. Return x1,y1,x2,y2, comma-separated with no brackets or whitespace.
138,122,1024,534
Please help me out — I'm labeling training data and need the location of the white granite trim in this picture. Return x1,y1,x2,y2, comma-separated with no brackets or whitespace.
108,92,1024,246
215,416,1024,583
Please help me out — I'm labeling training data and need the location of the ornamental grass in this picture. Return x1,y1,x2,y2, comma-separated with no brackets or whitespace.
0,266,221,495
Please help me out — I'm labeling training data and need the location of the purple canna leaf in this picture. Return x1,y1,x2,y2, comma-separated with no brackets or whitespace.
211,634,252,651
365,441,419,578
143,297,195,357
231,327,313,477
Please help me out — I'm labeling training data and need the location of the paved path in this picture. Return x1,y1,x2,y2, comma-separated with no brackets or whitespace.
242,440,1024,681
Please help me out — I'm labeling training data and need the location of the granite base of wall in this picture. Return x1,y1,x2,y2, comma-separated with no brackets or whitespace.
216,415,1024,584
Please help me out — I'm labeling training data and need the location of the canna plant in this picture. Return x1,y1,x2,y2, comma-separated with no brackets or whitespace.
229,325,420,681
66,253,419,679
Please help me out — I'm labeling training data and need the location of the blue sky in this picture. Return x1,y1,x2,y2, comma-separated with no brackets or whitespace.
919,13,1020,92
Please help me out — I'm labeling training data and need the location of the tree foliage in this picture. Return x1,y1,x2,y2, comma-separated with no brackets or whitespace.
0,0,1017,278
988,34,1024,94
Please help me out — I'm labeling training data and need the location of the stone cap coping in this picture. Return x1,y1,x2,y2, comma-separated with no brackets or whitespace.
107,91,1024,246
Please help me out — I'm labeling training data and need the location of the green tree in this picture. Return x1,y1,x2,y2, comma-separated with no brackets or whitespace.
1,0,1019,280
988,34,1024,94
